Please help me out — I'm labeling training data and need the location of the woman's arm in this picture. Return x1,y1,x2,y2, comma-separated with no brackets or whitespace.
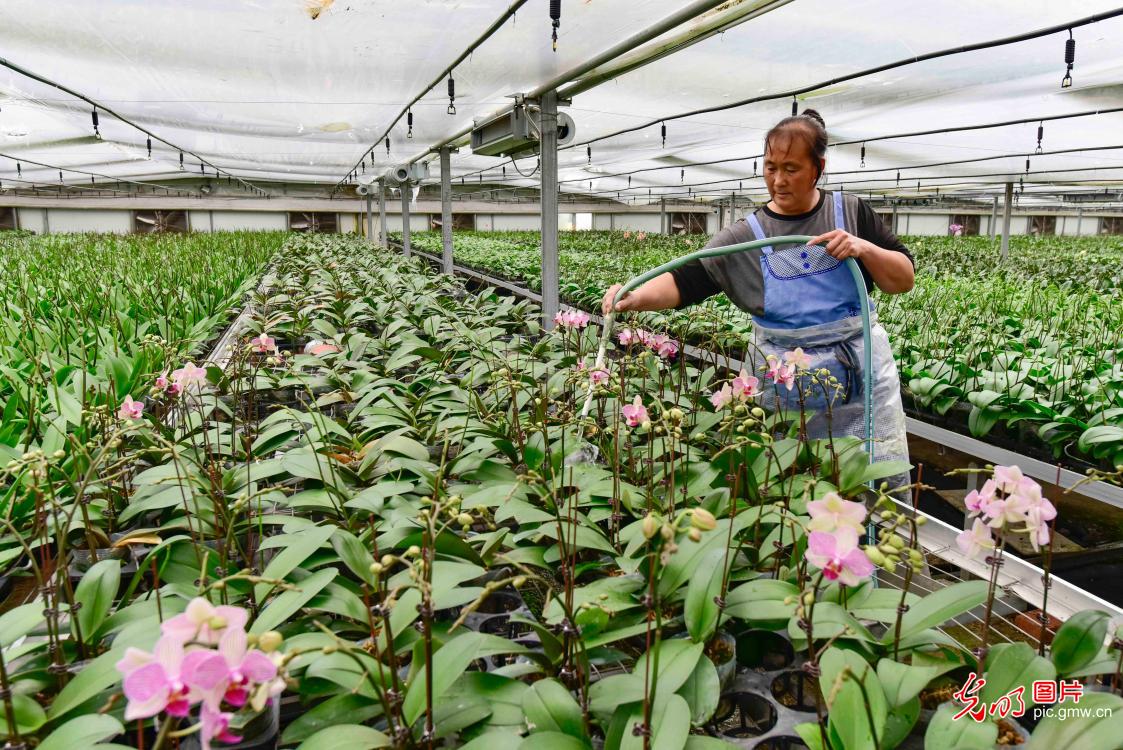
807,229,915,294
600,272,682,315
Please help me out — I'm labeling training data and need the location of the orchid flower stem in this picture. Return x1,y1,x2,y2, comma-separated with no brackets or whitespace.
151,715,176,750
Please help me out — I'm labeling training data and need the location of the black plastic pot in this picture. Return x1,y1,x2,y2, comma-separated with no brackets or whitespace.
711,690,779,738
735,629,796,672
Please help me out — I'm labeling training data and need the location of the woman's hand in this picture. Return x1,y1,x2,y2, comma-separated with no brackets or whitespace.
601,284,634,315
807,229,871,260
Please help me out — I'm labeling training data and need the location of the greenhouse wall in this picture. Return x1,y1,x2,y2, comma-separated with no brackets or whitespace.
611,214,663,232
46,209,131,234
492,214,543,231
16,208,46,234
208,211,287,231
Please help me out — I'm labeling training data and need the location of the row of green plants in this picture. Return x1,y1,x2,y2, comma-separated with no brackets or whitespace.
0,231,284,578
1,232,1120,749
396,230,1123,472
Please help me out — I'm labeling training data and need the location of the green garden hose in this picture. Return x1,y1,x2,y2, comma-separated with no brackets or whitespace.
580,234,878,510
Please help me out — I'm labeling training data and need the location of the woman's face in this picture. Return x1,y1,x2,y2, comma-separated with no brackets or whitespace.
764,134,824,213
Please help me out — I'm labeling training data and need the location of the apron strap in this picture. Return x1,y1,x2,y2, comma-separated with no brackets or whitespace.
833,190,847,233
746,213,773,254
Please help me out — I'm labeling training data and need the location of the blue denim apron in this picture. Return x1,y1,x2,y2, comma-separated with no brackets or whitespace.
744,192,910,466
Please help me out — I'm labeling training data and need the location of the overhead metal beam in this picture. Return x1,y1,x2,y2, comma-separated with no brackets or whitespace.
440,147,453,274
539,90,560,330
412,0,729,163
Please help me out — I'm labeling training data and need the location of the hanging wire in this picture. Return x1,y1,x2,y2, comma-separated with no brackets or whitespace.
1062,29,1075,88
549,0,561,51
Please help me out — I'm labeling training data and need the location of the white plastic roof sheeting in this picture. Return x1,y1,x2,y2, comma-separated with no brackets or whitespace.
2,0,1123,203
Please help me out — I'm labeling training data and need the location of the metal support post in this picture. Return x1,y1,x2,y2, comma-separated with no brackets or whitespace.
440,147,453,274
539,90,560,330
1076,206,1084,236
365,192,374,242
660,197,667,235
401,179,412,257
1000,181,1013,260
990,195,998,240
891,202,898,235
378,181,388,249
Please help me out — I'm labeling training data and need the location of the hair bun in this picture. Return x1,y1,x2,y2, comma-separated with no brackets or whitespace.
801,108,826,129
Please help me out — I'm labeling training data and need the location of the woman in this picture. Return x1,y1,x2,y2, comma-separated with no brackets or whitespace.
601,109,914,485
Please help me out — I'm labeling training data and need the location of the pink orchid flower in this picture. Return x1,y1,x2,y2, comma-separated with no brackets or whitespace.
806,528,874,586
155,374,169,390
964,479,997,515
731,369,761,400
621,395,649,428
622,231,633,239
655,338,679,359
116,638,191,721
783,348,812,371
710,385,733,410
807,492,867,534
303,339,340,356
118,395,145,421
200,704,242,749
635,329,652,347
250,334,276,354
171,362,208,387
181,626,278,711
590,368,609,386
775,363,796,391
992,464,1025,495
554,310,590,329
765,355,783,381
636,231,647,241
618,328,636,346
956,517,996,559
161,597,249,647
167,382,183,396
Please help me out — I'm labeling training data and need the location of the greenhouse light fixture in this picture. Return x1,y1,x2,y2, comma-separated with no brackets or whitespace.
1061,30,1075,88
385,137,390,156
1025,157,1031,173
660,121,666,148
896,171,900,186
791,96,797,117
447,76,456,115
16,163,20,178
860,143,866,168
146,137,152,159
407,108,414,139
680,169,684,183
587,145,591,165
1036,122,1044,154
91,108,100,138
753,161,757,177
200,162,205,174
550,0,561,51
627,175,631,188
58,170,62,183
179,152,184,170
